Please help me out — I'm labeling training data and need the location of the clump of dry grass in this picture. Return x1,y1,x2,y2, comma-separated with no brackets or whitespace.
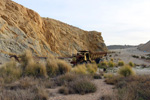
86,64,98,74
98,61,107,68
105,75,123,85
25,61,47,77
104,73,114,79
115,76,150,100
72,64,98,75
128,61,135,67
56,73,78,86
0,60,22,83
46,59,58,77
20,50,34,70
68,78,97,94
71,64,87,74
108,61,115,68
118,65,135,77
117,61,124,66
57,59,72,75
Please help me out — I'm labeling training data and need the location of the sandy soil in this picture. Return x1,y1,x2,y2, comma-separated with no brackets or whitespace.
109,47,150,75
48,79,114,100
109,47,150,65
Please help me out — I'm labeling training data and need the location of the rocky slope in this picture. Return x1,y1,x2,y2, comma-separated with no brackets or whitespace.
138,41,150,52
0,0,107,62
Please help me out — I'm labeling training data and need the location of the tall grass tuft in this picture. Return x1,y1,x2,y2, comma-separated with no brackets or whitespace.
57,60,71,75
71,64,87,74
46,59,58,76
0,60,22,83
25,62,47,77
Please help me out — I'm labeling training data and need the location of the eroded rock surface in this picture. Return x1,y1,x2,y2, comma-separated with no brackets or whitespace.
0,0,107,62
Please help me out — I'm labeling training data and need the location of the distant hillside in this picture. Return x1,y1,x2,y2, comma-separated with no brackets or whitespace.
138,41,150,52
107,45,136,50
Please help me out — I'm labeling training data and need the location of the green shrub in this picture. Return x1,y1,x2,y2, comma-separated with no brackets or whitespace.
0,60,22,83
68,79,97,94
57,60,71,75
128,62,135,67
118,61,124,66
118,65,135,77
46,59,58,76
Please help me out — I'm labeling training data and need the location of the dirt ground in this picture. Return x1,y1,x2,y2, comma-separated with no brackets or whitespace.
109,47,150,65
48,79,114,100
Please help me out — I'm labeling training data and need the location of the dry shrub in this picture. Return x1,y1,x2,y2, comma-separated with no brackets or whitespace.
56,73,78,86
93,73,102,79
118,61,124,66
20,50,34,69
71,64,87,74
110,58,114,62
98,61,107,68
25,62,47,77
46,59,58,76
58,86,69,95
57,59,71,75
118,65,135,77
128,61,134,67
104,73,114,79
86,64,98,74
0,60,22,83
108,61,115,67
105,75,123,85
0,86,48,100
116,76,150,100
68,78,97,94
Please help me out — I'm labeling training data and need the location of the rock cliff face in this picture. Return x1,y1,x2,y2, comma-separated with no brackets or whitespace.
0,0,107,61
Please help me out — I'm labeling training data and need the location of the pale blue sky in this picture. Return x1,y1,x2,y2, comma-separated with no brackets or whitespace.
12,0,150,45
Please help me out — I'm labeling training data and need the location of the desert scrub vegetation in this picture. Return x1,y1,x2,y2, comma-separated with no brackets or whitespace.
68,78,97,94
117,61,124,66
128,61,135,67
71,64,87,74
58,77,97,95
0,60,22,83
104,73,114,79
57,59,71,75
46,59,58,76
71,63,98,74
86,63,97,74
115,76,150,100
108,61,115,68
0,77,56,100
56,73,96,95
118,65,135,77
